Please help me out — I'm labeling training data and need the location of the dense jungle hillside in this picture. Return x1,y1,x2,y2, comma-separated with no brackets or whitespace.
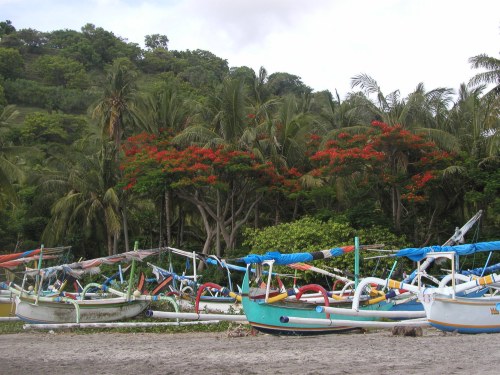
0,20,499,273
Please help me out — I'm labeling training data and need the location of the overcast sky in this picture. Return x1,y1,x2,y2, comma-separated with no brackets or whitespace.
1,0,499,98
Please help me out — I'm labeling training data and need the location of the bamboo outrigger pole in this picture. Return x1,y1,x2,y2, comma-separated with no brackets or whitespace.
126,241,139,301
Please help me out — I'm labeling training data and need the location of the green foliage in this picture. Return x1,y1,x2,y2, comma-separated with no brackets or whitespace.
19,112,89,146
3,79,96,113
0,82,6,108
144,34,169,50
244,216,352,253
44,24,141,71
242,216,409,282
464,158,500,235
243,216,406,253
32,55,89,88
0,47,24,79
0,20,16,37
139,49,173,74
172,49,229,89
267,72,312,97
16,28,48,53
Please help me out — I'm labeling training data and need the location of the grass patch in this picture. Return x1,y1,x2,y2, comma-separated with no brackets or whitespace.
0,318,250,335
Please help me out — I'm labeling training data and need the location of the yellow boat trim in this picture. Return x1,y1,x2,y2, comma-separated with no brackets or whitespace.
434,297,498,306
429,319,500,329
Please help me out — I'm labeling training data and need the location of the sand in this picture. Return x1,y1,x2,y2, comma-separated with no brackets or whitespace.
1,327,499,375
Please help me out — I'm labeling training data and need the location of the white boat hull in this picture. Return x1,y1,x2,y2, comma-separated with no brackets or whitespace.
15,295,150,324
423,294,500,333
177,296,242,314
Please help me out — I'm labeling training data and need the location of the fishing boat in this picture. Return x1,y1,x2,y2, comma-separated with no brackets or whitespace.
0,290,15,317
0,246,71,318
148,247,243,314
238,244,396,335
8,246,178,324
353,241,500,334
14,292,151,324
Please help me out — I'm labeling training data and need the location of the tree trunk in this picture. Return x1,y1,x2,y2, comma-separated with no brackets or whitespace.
107,233,113,256
292,197,299,220
274,194,280,225
112,233,118,255
392,185,402,231
231,183,235,250
178,204,184,247
121,208,130,252
254,201,259,229
165,188,172,247
216,190,221,257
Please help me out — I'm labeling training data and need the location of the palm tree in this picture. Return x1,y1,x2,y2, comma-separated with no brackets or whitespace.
447,84,495,158
91,58,143,251
91,58,142,147
173,77,249,149
0,105,23,209
467,52,500,159
41,141,122,256
350,75,457,142
468,53,500,98
145,86,191,135
343,74,461,231
140,85,193,247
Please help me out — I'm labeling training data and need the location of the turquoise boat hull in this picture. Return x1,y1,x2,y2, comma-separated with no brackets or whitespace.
241,269,392,335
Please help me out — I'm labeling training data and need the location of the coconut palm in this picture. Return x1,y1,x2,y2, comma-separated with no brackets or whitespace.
41,141,122,257
0,105,23,209
172,77,251,149
91,58,142,148
336,75,461,231
468,53,500,98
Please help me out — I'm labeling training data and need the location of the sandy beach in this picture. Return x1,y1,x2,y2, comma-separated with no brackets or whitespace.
1,327,499,375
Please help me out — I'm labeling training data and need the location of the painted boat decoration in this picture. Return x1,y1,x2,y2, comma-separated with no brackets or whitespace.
354,242,500,334
240,258,394,335
148,247,243,314
14,294,151,324
0,246,72,318
424,293,500,334
7,246,178,324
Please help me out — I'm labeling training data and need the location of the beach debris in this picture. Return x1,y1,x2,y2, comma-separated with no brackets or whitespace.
391,326,423,337
227,323,252,337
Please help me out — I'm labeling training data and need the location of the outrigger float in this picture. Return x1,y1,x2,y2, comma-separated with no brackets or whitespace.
355,242,500,334
0,246,71,319
148,247,243,314
237,242,402,335
4,245,179,325
279,241,500,333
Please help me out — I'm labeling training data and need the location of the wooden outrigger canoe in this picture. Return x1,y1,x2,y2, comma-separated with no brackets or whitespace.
9,246,179,324
354,242,500,334
241,259,394,335
0,246,71,318
14,294,151,324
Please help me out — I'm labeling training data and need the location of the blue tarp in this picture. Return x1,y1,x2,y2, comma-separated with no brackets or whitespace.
241,252,314,265
205,258,248,272
395,241,500,262
239,247,352,265
461,262,500,276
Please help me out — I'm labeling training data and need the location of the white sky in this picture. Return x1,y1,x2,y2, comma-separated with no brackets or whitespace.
1,0,499,98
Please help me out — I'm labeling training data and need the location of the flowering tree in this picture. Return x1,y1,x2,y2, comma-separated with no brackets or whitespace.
121,132,302,256
311,121,453,231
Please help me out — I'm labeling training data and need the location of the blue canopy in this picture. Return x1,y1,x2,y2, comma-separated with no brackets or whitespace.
239,246,355,265
395,241,500,262
461,262,500,276
205,257,247,272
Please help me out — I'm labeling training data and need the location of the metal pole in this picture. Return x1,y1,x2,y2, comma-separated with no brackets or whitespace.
354,237,360,288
